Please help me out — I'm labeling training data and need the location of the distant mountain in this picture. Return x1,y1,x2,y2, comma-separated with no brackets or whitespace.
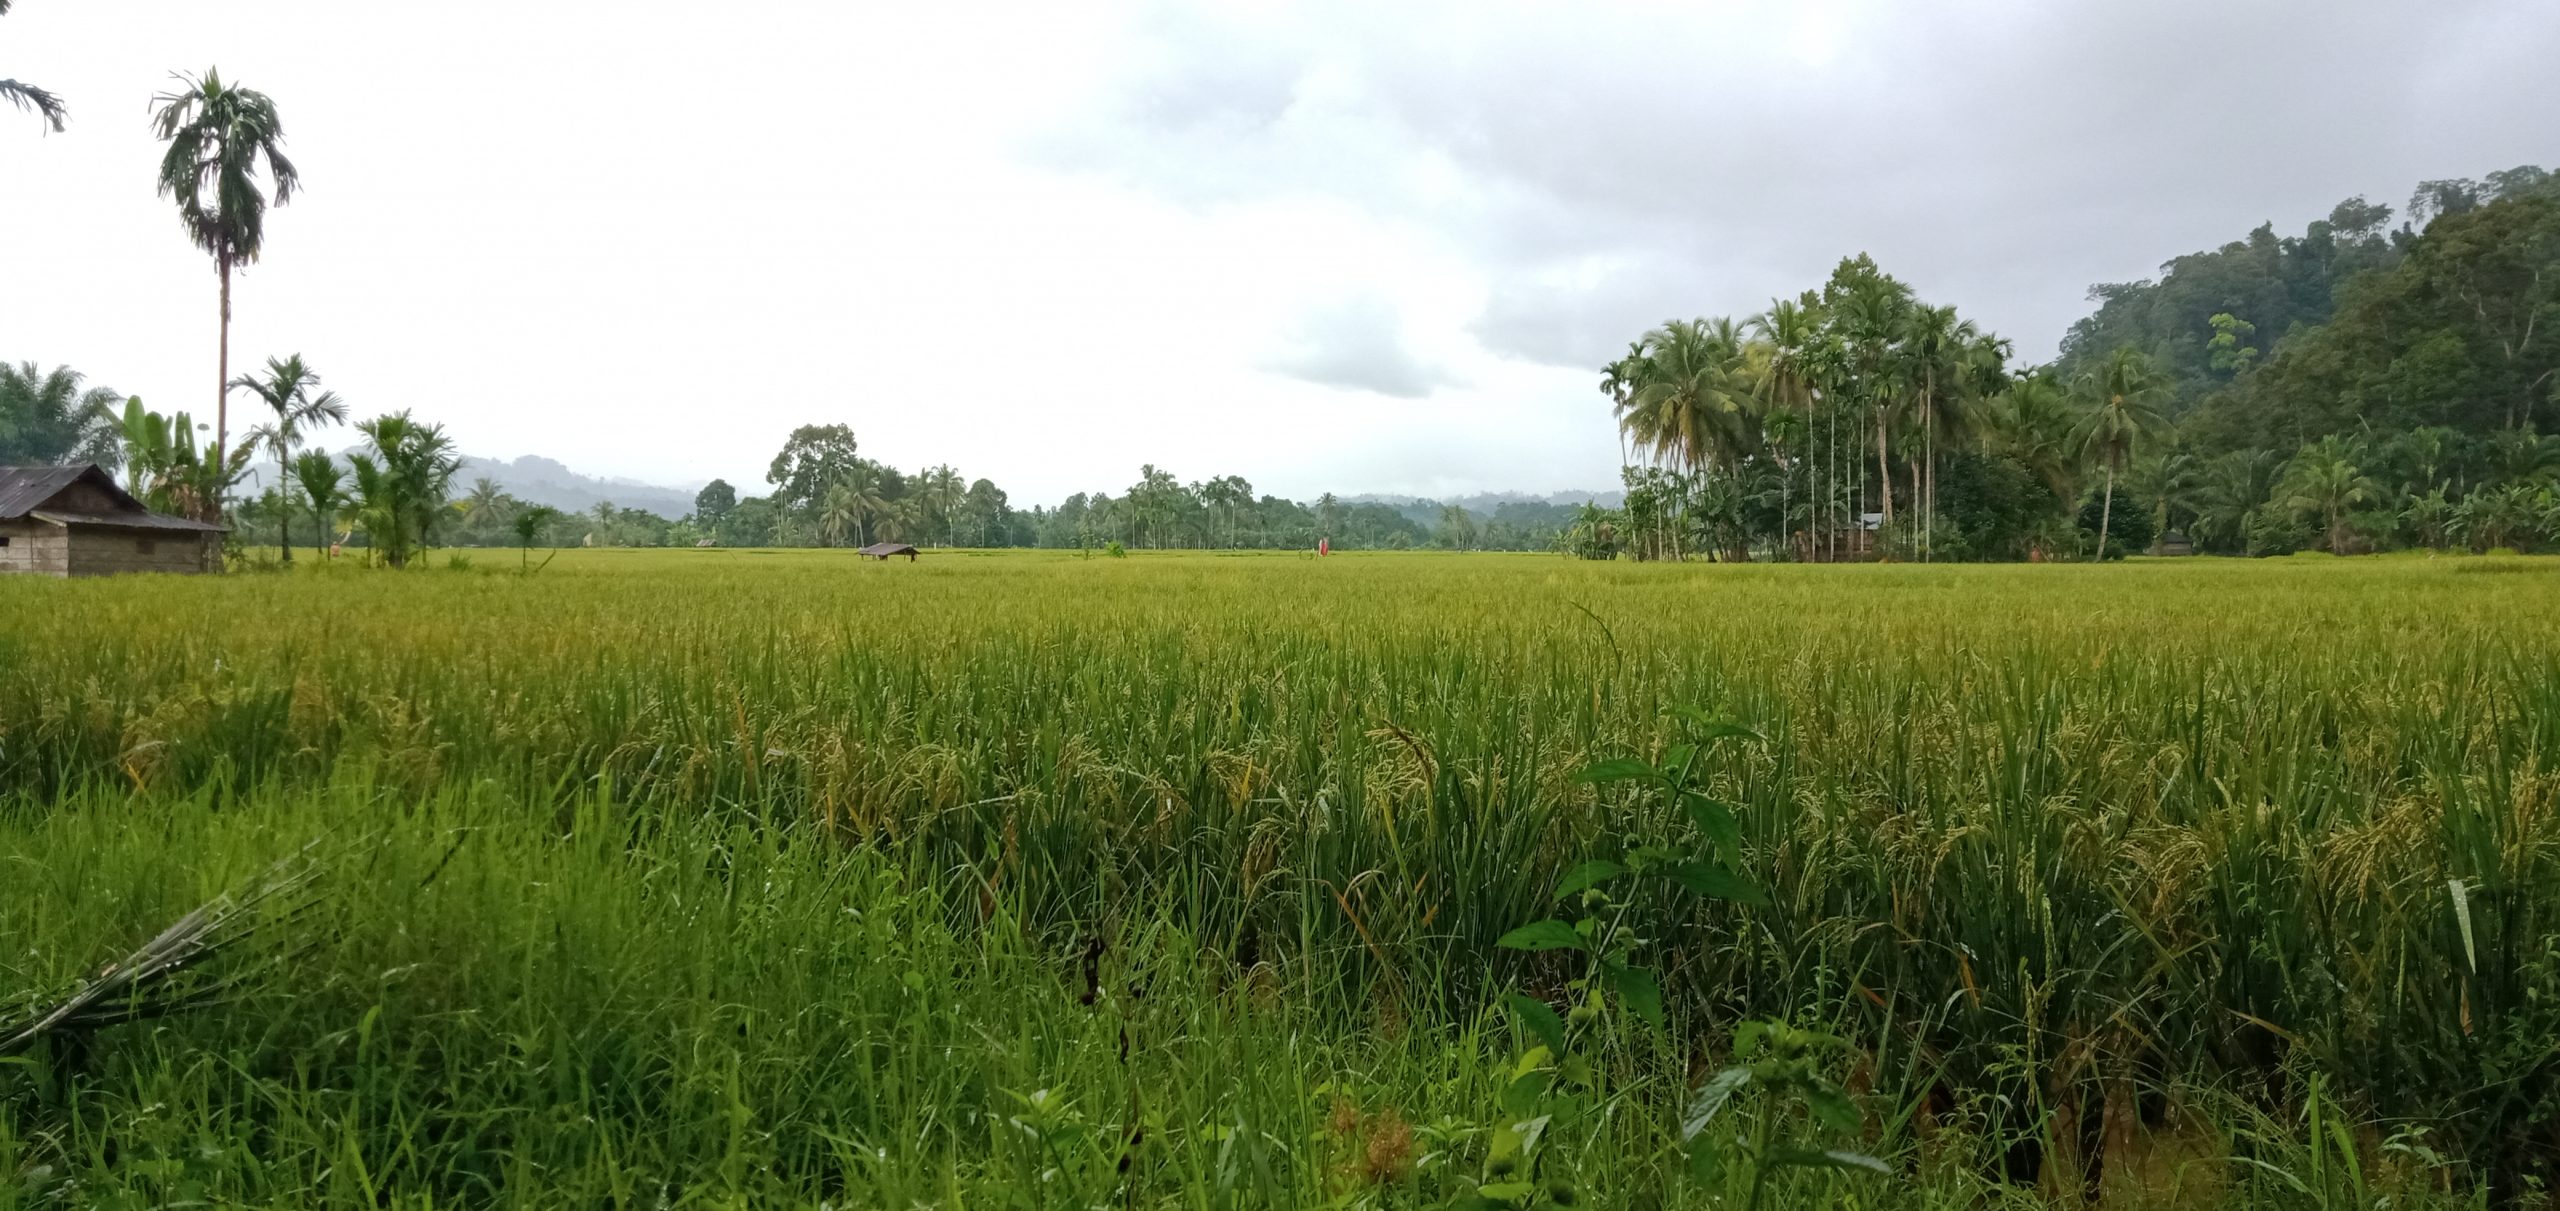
459,454,702,519
1344,489,1622,516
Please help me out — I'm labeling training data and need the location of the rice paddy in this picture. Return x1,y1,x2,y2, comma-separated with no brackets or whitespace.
4,549,2557,1207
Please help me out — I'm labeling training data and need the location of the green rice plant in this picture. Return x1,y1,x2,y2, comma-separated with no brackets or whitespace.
1,549,2554,1204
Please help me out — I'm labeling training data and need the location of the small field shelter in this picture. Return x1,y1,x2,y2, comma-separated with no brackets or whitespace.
0,464,226,577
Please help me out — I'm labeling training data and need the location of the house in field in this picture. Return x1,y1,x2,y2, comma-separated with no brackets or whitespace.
0,464,226,577
856,541,919,561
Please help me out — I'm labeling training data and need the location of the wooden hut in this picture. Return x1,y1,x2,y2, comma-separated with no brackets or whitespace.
0,464,226,577
856,542,919,561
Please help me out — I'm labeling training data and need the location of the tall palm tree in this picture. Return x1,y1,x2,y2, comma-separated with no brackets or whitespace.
2069,347,2172,561
1599,341,1650,470
290,448,343,560
1752,300,1822,559
228,354,345,562
2276,436,2380,554
1836,279,1911,529
0,0,66,132
0,361,123,465
152,69,300,494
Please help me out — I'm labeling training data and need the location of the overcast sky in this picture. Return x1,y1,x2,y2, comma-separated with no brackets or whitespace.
7,2,2556,504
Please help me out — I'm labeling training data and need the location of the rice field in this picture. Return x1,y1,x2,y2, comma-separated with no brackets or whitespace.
4,549,2558,1207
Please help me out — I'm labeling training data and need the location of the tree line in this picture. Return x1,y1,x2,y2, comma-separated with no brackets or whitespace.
1567,165,2560,561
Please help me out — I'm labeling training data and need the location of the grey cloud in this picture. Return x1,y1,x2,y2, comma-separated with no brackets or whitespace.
1043,1,2560,366
1263,295,1460,398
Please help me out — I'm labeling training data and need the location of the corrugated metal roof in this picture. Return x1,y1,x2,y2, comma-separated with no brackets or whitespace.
0,464,222,530
0,465,92,519
28,510,227,533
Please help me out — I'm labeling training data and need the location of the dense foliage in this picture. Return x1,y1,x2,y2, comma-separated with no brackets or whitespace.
1576,166,2560,561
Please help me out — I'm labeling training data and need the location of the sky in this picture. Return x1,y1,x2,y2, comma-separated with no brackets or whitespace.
6,1,2558,506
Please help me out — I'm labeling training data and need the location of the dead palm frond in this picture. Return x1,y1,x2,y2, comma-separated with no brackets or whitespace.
1,846,326,1057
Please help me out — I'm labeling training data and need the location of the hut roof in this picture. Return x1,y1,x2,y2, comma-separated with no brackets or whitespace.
856,542,919,557
0,464,224,531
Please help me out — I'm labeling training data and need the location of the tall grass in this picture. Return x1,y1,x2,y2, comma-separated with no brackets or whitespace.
3,550,2555,1204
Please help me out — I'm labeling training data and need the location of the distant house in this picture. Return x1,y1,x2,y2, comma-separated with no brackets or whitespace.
856,542,919,561
0,464,226,577
2157,531,2195,557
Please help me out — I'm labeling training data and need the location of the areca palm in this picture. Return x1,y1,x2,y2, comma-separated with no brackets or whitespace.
1836,279,1911,526
0,0,66,132
346,412,460,568
1900,304,1980,558
1751,300,1823,558
152,69,300,487
228,354,345,561
289,448,343,560
2069,347,2172,561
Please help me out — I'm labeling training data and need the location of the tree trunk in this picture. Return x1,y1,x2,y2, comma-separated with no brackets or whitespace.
215,252,232,521
2095,460,2116,562
1873,407,1894,525
277,454,293,564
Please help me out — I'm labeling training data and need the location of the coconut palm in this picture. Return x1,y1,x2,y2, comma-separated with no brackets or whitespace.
2069,348,2172,561
0,0,66,132
151,69,300,488
2276,436,2381,554
228,354,346,562
0,361,123,466
290,448,343,560
1624,318,1750,475
1987,373,2080,508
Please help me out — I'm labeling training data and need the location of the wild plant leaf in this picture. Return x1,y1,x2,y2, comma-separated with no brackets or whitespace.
1668,706,1762,744
1662,742,1696,782
1682,1065,1751,1141
1497,920,1587,951
1660,861,1768,905
1610,964,1664,1028
1506,992,1566,1056
1680,792,1743,864
1552,860,1626,901
2448,878,2477,973
1687,1133,1727,1182
1769,1148,1889,1174
1573,757,1660,785
1477,1181,1538,1202
1805,1085,1861,1134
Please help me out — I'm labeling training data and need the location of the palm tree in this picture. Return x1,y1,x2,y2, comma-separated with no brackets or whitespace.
151,69,300,491
0,0,65,132
1901,304,1981,559
510,505,561,571
289,448,343,560
1751,301,1822,559
2190,449,2280,554
346,412,459,568
2125,451,2200,553
2276,436,2380,554
227,354,346,562
1987,372,2080,508
0,362,123,465
2069,348,2171,561
1836,279,1911,529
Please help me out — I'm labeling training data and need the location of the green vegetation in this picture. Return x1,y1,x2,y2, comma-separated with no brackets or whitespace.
5,550,2557,1205
1586,167,2560,563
